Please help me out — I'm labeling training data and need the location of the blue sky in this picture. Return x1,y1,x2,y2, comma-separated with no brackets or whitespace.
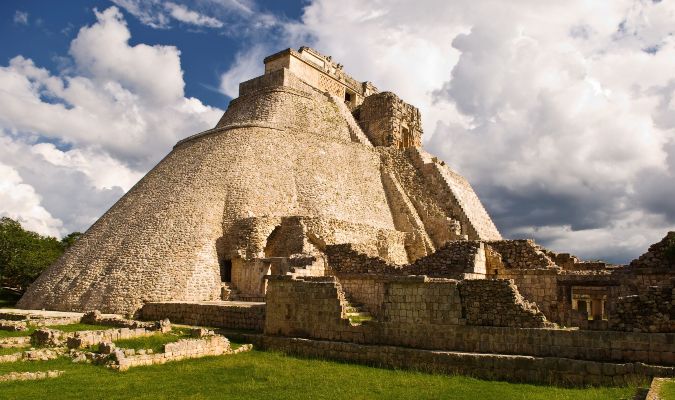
0,0,304,109
0,0,674,263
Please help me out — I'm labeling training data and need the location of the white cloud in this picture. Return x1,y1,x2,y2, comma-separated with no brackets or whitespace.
219,46,266,97
0,6,223,237
13,11,28,26
0,162,63,237
165,2,224,28
239,0,675,262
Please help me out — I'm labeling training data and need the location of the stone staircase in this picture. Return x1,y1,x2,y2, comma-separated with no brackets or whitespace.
342,296,373,325
220,283,240,301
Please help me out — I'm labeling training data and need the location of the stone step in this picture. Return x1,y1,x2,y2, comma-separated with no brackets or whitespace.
345,312,371,318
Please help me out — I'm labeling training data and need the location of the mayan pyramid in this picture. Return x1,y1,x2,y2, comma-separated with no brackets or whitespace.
18,47,501,314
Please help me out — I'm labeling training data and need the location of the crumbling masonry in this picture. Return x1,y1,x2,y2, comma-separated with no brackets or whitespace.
18,47,674,385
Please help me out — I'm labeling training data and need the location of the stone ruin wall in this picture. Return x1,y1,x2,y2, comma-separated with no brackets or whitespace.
264,276,675,366
140,302,265,332
325,240,486,278
407,148,502,241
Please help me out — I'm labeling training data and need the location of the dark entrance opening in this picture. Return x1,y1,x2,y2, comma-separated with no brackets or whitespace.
220,259,232,282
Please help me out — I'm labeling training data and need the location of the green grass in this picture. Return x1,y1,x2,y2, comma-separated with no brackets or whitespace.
113,328,191,353
0,350,638,400
0,347,26,356
47,323,111,332
661,379,675,400
0,322,113,339
0,327,34,338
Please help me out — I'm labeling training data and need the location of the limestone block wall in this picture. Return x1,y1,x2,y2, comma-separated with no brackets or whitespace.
326,241,485,278
498,269,561,321
379,148,462,250
409,148,502,240
629,232,675,269
140,302,265,332
238,68,317,97
459,279,552,328
264,277,675,366
116,336,231,371
612,285,674,333
487,240,557,269
258,336,675,387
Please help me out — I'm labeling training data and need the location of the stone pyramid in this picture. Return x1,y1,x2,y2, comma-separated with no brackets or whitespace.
18,47,500,314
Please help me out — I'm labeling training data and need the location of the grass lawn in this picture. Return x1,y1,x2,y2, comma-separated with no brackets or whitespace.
661,379,675,399
0,328,34,338
0,323,111,339
113,328,192,353
0,347,26,356
0,350,638,400
47,323,111,332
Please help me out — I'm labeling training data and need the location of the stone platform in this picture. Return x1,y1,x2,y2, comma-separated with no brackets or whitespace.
221,332,675,387
139,301,266,332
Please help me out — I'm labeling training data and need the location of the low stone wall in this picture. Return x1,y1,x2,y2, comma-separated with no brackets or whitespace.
0,320,27,331
0,337,30,348
257,335,673,387
140,301,265,332
115,335,236,371
265,277,675,366
66,328,156,348
0,348,63,363
0,370,64,383
81,310,169,331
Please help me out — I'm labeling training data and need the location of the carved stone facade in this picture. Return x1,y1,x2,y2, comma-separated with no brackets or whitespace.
357,92,423,148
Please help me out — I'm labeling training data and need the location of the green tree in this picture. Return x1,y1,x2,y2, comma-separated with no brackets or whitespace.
61,232,83,249
0,217,65,293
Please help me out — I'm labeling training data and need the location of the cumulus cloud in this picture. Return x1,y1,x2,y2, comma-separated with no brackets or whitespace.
219,46,266,97
216,0,675,262
0,162,62,237
0,6,223,236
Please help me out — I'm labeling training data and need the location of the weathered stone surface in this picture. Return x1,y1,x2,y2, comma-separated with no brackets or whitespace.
18,47,500,314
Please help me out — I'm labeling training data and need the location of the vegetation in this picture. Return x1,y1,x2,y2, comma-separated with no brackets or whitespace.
0,346,27,356
0,351,638,399
0,327,35,338
47,323,111,333
661,379,675,399
0,288,19,308
0,217,81,293
113,328,192,353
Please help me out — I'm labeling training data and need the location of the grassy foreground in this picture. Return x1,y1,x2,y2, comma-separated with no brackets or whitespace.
0,350,638,400
662,379,675,399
